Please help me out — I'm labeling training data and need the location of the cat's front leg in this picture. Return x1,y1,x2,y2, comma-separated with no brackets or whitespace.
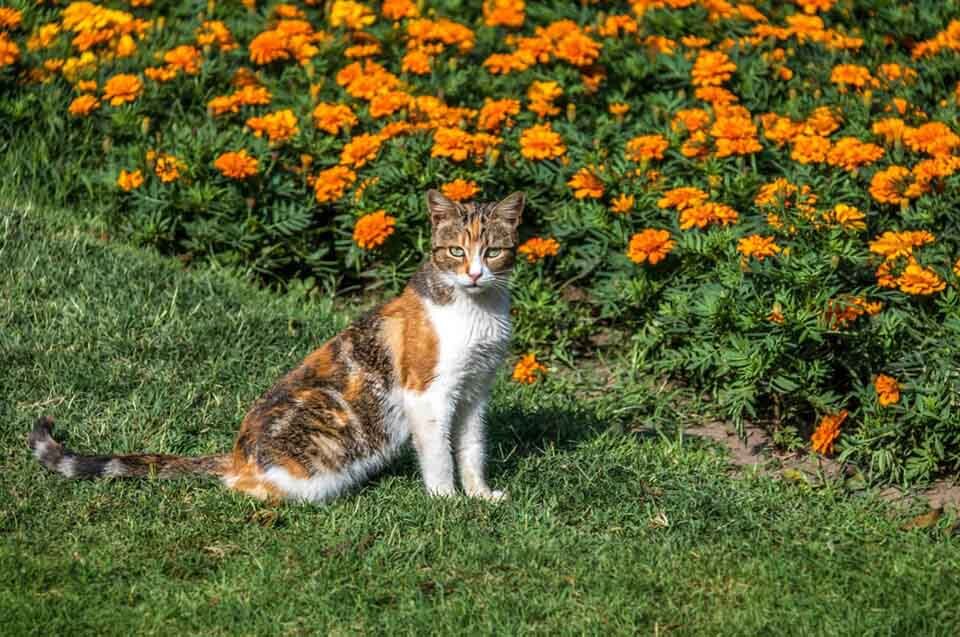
405,392,456,497
456,394,507,502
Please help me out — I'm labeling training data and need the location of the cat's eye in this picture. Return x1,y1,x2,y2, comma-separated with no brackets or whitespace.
448,246,465,258
485,248,502,258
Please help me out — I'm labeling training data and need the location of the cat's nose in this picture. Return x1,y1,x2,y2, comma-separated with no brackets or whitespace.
468,271,482,285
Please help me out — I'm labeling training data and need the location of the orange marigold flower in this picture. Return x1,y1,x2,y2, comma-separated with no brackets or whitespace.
874,374,900,407
314,165,357,203
609,102,630,117
626,134,669,162
872,117,907,144
102,74,143,106
791,134,831,164
214,150,259,179
401,48,432,74
898,259,946,295
903,121,960,156
826,204,866,230
627,229,675,265
340,133,383,168
246,109,299,144
153,153,185,183
312,102,357,135
869,165,915,205
249,30,290,65
691,50,737,86
68,94,99,117
483,0,525,28
826,137,885,171
768,305,785,324
164,45,201,75
519,123,566,161
353,210,396,249
598,14,638,38
554,30,600,67
527,80,562,118
441,178,480,202
369,91,410,118
830,64,874,89
825,296,882,328
610,193,634,214
711,116,762,158
116,169,143,191
567,167,604,199
868,230,936,260
679,202,739,230
954,257,960,278
672,108,711,134
694,86,739,105
512,353,547,384
431,127,474,162
382,0,419,20
658,187,708,211
478,98,520,132
811,410,847,455
518,237,560,262
0,7,22,30
737,235,781,261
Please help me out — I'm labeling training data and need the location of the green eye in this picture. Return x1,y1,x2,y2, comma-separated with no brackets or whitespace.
486,248,502,258
448,247,465,258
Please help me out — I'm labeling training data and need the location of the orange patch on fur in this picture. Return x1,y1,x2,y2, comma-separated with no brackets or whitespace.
303,343,335,375
223,455,282,500
380,289,438,392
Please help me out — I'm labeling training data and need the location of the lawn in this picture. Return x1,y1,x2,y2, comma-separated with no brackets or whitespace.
2,205,959,635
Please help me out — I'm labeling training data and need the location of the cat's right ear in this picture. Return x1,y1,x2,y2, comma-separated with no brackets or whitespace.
426,189,459,226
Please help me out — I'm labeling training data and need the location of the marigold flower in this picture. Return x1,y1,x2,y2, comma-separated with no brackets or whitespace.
768,305,785,324
869,165,914,205
811,411,847,455
830,64,874,89
608,102,630,117
711,116,761,157
353,210,396,249
116,169,143,191
518,237,559,262
477,98,520,132
68,94,99,117
791,134,831,164
483,0,525,28
153,153,185,183
610,193,634,214
401,48,432,74
825,296,882,328
0,7,22,30
102,74,143,106
311,102,357,135
691,50,737,86
954,258,960,278
519,123,566,161
250,30,290,65
737,235,781,261
874,374,900,407
214,150,259,179
598,14,638,38
431,127,474,162
441,179,480,202
314,165,357,203
826,204,866,230
679,202,739,230
329,0,377,29
164,45,201,75
627,229,674,265
658,187,708,211
871,118,907,144
527,80,562,118
626,135,669,162
567,167,604,199
340,133,383,168
898,259,946,295
246,109,299,144
512,353,547,384
554,30,600,67
868,230,935,260
826,137,885,171
903,121,960,156
369,91,410,118
382,0,419,20
672,108,711,134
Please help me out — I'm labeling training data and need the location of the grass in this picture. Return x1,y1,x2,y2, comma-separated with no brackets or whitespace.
2,204,960,636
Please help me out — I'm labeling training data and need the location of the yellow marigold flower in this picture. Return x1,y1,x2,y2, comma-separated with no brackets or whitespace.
954,258,960,278
314,165,357,203
478,98,520,132
874,374,900,407
567,167,604,199
826,204,866,230
196,20,237,51
246,109,299,144
658,187,708,211
68,94,99,117
796,0,835,14
102,74,143,106
440,179,480,202
627,229,674,265
312,102,357,135
512,353,546,384
767,305,785,324
145,66,178,83
519,123,566,161
483,0,525,28
554,30,601,67
518,237,560,262
811,410,847,455
691,50,737,86
609,102,630,117
340,133,383,168
214,150,259,179
898,259,946,295
0,7,22,30
329,0,377,30
869,165,914,205
116,169,143,191
791,134,831,164
626,134,669,162
382,0,419,20
27,23,60,51
153,153,185,183
830,64,875,89
737,235,781,261
610,193,634,214
353,210,396,249
868,230,935,260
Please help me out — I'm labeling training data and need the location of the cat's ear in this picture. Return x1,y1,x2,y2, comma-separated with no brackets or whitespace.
426,189,459,226
492,191,524,228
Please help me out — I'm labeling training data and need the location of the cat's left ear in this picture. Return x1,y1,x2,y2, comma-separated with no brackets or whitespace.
492,191,524,229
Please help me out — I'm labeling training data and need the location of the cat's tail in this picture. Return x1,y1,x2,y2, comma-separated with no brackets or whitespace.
28,416,231,480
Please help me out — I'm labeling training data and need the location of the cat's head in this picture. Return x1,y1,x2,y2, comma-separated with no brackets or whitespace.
425,190,525,294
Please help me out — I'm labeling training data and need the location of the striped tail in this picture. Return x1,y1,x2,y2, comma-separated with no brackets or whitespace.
28,416,231,480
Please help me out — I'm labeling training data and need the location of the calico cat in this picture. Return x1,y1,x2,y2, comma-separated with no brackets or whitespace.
29,189,524,503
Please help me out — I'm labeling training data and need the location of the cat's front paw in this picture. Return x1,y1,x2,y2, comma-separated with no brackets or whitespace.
469,488,508,502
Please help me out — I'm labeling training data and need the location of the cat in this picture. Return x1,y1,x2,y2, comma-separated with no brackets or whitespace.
29,189,524,503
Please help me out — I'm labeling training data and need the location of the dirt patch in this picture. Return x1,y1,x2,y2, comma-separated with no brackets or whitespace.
683,420,960,513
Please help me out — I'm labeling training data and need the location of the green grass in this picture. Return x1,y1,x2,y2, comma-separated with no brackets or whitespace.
2,205,959,636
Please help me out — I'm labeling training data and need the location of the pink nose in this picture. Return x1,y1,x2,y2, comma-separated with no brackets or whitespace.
468,271,482,284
